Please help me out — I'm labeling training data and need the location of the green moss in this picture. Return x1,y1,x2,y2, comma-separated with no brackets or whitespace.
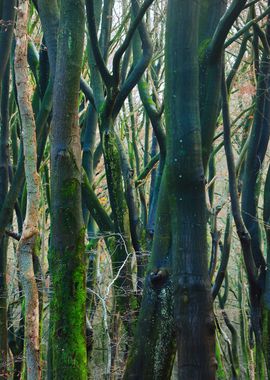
61,208,77,232
125,285,175,379
103,129,127,235
198,38,211,63
98,100,106,115
100,123,140,337
61,178,80,198
139,80,156,107
262,307,270,375
34,235,41,257
85,239,98,251
216,335,226,379
50,228,87,379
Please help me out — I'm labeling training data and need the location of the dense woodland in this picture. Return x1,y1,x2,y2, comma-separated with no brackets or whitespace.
2,0,270,379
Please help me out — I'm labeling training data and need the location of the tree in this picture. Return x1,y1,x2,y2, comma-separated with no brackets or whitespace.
125,1,254,379
49,0,87,378
0,0,16,376
14,1,41,378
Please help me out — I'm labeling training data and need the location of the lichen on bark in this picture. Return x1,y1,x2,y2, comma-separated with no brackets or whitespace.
14,1,41,379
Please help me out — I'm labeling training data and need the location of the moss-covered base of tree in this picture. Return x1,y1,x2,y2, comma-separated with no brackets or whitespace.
124,280,175,379
49,228,87,379
262,307,270,377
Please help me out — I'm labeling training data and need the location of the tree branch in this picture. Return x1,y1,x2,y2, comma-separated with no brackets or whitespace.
208,0,248,62
135,153,159,187
112,0,155,86
221,71,258,289
5,229,21,241
85,0,113,88
225,6,270,48
82,170,114,232
112,0,153,117
80,77,96,110
244,0,261,9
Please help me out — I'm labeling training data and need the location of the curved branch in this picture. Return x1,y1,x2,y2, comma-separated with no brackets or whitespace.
112,0,155,86
212,213,232,300
135,153,159,187
82,170,114,233
244,0,260,9
221,71,258,289
80,77,96,110
225,6,270,48
85,0,113,88
132,19,166,157
208,0,248,62
112,0,153,118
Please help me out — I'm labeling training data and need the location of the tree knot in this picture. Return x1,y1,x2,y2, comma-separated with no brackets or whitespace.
149,268,169,289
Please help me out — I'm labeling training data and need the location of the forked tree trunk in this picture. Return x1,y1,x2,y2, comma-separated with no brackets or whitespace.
124,1,216,379
14,1,41,379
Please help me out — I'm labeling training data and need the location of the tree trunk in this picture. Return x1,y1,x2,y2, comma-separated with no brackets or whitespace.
263,163,270,376
49,0,87,378
124,181,176,380
125,1,217,379
165,2,216,378
0,0,16,375
0,63,10,380
14,1,41,378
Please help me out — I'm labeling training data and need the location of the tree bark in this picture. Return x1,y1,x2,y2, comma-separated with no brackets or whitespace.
0,0,16,375
263,163,270,377
165,2,216,378
14,1,41,378
0,62,10,380
125,2,218,379
49,0,87,378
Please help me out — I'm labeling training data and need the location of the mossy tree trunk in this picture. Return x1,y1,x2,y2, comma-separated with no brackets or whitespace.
263,164,270,376
125,1,216,378
86,0,154,340
99,114,137,336
49,0,87,378
0,63,10,380
124,1,250,378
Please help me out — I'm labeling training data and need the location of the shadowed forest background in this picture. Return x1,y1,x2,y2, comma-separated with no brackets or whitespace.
1,0,270,379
